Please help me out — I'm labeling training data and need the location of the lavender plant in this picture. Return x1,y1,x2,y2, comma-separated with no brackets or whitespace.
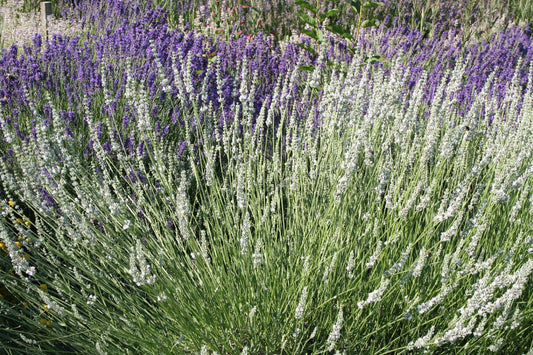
0,0,532,353
1,34,533,352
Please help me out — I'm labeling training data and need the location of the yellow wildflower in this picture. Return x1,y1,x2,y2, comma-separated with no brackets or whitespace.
40,284,47,292
15,241,21,248
40,319,52,326
8,200,15,207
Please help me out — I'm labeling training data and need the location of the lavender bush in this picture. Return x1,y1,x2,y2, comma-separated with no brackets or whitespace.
0,0,532,353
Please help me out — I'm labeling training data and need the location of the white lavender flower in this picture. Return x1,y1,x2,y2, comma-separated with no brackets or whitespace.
295,286,308,319
128,239,156,286
252,238,263,267
326,307,344,352
200,230,210,264
386,243,412,276
346,251,355,279
240,211,251,255
412,247,428,278
358,276,390,309
417,284,455,314
488,338,503,352
323,252,338,284
366,241,383,269
248,306,257,322
408,325,435,350
176,170,191,240
87,294,97,306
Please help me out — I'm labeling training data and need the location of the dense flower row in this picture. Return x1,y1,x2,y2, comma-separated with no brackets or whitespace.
0,1,532,172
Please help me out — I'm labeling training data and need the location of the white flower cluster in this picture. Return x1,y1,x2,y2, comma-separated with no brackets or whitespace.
358,276,390,309
408,325,435,350
128,239,156,286
385,243,412,277
323,252,338,284
175,171,191,240
412,247,428,278
417,284,455,314
346,251,355,279
326,307,344,352
295,286,308,320
365,241,382,269
240,211,251,255
0,223,35,277
252,238,263,267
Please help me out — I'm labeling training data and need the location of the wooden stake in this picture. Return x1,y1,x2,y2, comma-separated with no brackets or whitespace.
40,1,52,41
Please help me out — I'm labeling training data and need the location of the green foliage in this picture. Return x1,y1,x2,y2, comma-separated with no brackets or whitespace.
295,0,385,76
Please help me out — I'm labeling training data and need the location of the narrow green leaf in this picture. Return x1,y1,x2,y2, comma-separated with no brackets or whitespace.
317,29,324,43
341,32,356,41
297,11,317,27
349,0,361,13
362,1,384,9
363,54,383,65
299,65,315,71
295,0,317,14
361,19,377,28
295,43,318,56
320,8,340,20
301,28,319,40
326,24,354,40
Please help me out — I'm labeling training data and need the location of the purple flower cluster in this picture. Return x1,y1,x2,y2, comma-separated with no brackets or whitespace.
358,21,533,111
0,0,531,175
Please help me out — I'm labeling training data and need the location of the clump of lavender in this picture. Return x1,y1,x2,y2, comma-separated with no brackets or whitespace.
0,1,531,354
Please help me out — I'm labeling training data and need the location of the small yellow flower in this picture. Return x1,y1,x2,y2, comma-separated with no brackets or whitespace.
8,200,15,207
0,241,5,250
40,284,47,292
15,241,21,248
40,319,52,326
24,221,30,227
43,304,49,310
22,301,28,308
16,218,23,224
